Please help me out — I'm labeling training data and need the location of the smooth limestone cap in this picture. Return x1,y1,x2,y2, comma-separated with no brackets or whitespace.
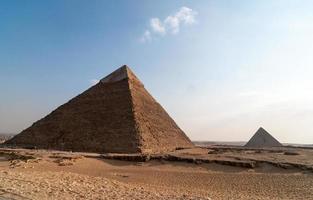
101,65,132,83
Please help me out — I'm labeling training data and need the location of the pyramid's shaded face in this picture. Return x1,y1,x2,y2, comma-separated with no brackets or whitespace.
6,65,193,153
245,127,282,148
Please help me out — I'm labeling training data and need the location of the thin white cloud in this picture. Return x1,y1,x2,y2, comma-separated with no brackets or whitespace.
164,16,180,34
140,6,197,42
165,6,197,34
150,18,166,34
90,79,99,85
140,30,152,43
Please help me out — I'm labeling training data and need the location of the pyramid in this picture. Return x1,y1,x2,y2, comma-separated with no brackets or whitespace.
6,65,193,153
245,127,282,148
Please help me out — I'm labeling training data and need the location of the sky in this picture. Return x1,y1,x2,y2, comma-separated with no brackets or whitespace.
1,0,313,144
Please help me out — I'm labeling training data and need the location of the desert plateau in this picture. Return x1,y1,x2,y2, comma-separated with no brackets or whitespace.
0,145,312,200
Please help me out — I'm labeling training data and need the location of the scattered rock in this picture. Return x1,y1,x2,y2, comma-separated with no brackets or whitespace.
52,155,83,166
284,151,300,156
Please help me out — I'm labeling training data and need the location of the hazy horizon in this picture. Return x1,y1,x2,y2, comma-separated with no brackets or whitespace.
1,1,313,144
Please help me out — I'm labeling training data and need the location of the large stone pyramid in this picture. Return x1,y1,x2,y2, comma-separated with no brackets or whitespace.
6,65,193,153
245,127,282,148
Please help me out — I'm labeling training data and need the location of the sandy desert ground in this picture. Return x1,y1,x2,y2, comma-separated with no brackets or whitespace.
0,147,312,200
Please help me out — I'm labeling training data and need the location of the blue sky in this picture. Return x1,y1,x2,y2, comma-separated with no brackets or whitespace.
1,0,313,143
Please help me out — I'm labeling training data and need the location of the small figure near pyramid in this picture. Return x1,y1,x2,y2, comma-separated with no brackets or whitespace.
5,65,193,153
245,127,282,148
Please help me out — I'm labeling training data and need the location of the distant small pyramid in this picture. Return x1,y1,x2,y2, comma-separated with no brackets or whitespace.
6,65,193,153
245,127,282,148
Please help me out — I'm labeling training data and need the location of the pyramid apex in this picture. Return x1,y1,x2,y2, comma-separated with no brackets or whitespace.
100,65,139,84
121,64,130,68
119,64,131,71
256,127,269,134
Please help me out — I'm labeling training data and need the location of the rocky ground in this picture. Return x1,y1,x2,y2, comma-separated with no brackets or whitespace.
0,147,312,200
